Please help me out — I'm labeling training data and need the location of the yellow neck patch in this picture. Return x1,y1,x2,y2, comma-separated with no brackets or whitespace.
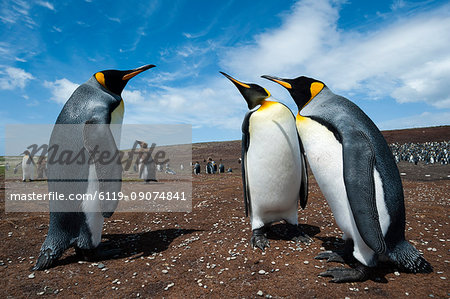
95,72,106,89
310,82,324,99
258,100,277,111
296,112,307,123
301,81,324,109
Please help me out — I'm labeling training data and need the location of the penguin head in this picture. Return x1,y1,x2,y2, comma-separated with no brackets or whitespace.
220,72,271,109
21,150,31,156
261,75,324,110
94,64,156,95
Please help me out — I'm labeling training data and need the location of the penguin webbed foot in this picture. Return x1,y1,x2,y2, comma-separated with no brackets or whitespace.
251,227,269,251
286,223,312,244
319,264,369,283
32,248,56,271
315,250,346,263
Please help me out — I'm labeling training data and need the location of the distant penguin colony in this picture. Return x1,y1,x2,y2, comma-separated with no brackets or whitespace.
221,72,310,250
32,65,155,270
26,62,433,285
390,141,449,165
263,74,432,282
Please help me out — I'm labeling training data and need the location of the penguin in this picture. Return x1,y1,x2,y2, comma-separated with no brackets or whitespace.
32,64,155,270
36,157,47,179
221,72,309,250
136,141,157,183
138,154,157,183
262,74,433,282
21,150,36,182
218,159,225,173
193,162,201,175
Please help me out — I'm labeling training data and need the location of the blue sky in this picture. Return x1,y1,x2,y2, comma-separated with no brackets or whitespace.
1,0,449,151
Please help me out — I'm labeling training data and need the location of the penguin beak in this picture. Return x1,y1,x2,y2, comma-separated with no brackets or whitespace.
261,75,292,89
122,64,156,81
220,72,251,89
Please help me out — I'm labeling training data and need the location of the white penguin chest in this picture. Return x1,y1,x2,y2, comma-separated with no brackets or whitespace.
22,156,35,171
246,103,302,225
296,116,348,224
296,116,390,239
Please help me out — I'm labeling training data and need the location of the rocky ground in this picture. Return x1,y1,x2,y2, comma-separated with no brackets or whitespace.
0,126,449,298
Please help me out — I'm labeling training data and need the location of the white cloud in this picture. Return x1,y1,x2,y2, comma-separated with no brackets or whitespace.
0,0,36,27
378,111,450,130
37,1,55,11
221,0,450,109
122,89,145,104
44,78,79,104
123,79,245,131
107,16,121,23
0,66,34,89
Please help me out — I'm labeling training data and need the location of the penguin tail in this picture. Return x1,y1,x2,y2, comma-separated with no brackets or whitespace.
388,240,433,273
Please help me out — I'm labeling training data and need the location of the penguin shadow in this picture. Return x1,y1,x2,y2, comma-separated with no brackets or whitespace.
57,228,200,266
266,223,321,241
315,236,398,283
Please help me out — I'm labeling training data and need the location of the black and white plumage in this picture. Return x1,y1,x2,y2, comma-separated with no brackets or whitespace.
263,75,432,282
33,65,155,270
221,72,309,250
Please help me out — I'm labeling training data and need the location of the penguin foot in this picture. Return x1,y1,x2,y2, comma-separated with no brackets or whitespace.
315,250,346,263
32,249,56,271
251,227,269,251
319,265,368,283
292,232,312,244
251,235,269,251
286,224,312,244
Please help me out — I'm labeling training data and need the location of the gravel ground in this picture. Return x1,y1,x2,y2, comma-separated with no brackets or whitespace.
1,127,449,298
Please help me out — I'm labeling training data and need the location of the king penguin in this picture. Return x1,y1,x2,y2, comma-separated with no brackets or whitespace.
221,72,309,250
21,150,36,182
32,64,155,270
262,74,433,282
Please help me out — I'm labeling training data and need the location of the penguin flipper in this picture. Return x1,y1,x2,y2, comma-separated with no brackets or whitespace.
342,130,386,255
241,110,254,217
83,120,123,218
298,135,308,209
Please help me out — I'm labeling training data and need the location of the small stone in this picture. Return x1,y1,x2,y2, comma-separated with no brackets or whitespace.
36,291,45,295
258,270,265,275
303,261,309,264
162,270,168,274
97,263,105,269
257,290,264,296
394,271,400,276
28,273,35,279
